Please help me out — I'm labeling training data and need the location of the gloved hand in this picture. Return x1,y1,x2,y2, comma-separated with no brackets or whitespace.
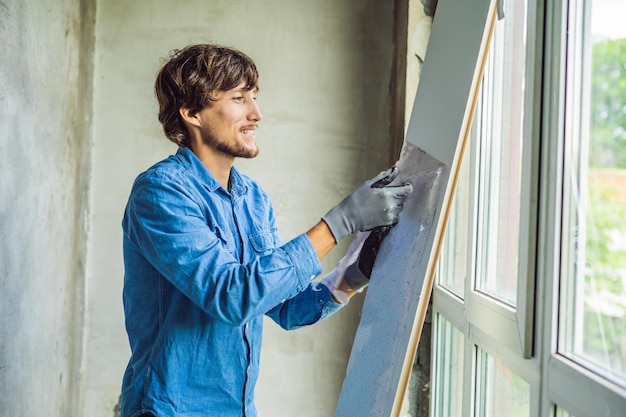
342,226,391,292
322,167,412,243
318,226,392,303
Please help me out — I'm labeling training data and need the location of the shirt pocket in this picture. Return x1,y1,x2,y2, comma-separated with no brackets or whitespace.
248,230,279,255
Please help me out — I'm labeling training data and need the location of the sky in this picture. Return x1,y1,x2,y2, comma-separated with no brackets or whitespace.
592,0,626,39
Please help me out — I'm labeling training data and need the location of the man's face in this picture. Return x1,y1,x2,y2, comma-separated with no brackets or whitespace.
196,81,262,159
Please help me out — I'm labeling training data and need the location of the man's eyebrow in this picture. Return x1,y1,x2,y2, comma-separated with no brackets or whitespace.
231,86,258,93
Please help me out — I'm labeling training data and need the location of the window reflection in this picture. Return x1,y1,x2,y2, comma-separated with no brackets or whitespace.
432,315,464,417
438,146,470,298
474,348,530,417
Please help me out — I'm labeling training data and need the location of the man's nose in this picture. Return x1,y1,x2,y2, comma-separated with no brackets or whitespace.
248,100,262,122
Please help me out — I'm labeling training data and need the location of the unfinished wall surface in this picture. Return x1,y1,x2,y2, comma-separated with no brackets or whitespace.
87,1,397,416
0,0,95,415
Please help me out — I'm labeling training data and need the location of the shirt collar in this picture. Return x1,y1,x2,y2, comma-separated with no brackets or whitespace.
176,147,248,196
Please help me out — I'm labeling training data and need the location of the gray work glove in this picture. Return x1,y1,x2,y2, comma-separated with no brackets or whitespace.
343,226,391,291
322,166,412,243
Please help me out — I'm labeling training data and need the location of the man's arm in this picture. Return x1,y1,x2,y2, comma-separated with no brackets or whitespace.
306,220,336,260
124,173,323,326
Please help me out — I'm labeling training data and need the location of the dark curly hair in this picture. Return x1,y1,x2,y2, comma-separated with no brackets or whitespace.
154,44,259,147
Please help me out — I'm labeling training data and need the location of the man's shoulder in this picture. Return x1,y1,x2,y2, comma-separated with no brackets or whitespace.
141,149,196,179
130,154,189,194
147,151,184,173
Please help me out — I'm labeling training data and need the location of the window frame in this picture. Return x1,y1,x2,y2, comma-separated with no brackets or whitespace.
430,0,626,416
541,0,626,415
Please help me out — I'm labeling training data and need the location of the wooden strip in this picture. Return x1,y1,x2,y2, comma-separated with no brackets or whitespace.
335,1,498,416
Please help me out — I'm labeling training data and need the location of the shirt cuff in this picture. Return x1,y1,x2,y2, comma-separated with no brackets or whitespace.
282,233,323,290
315,281,347,314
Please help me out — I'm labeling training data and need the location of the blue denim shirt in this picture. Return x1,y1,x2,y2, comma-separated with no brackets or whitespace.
121,147,343,417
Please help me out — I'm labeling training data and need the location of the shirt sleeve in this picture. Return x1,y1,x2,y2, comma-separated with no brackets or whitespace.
265,282,345,330
123,171,323,326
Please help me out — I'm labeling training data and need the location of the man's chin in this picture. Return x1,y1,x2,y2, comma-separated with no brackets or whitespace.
216,143,259,159
239,147,259,159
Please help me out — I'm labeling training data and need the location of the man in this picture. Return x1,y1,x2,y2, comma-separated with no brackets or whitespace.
120,43,412,417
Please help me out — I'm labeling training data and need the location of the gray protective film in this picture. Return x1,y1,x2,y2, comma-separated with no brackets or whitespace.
335,141,446,416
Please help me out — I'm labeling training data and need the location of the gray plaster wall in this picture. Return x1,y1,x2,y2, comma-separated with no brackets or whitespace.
0,0,95,415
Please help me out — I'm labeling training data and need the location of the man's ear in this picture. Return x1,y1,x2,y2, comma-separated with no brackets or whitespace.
179,108,201,128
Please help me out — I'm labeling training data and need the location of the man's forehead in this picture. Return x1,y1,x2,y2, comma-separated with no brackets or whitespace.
211,81,258,97
230,80,258,92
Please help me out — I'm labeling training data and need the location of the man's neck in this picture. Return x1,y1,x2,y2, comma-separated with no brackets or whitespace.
189,143,234,190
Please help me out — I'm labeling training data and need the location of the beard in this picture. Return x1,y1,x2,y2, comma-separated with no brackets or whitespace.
199,125,259,159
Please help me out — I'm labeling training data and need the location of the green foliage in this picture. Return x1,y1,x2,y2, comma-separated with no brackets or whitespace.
586,176,626,289
590,38,626,168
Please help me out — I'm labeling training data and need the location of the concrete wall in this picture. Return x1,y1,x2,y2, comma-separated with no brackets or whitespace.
87,1,398,417
0,0,95,415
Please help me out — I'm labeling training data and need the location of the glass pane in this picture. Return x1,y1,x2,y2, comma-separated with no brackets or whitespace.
438,144,470,298
474,348,530,417
432,315,464,417
559,0,626,387
474,0,528,306
555,407,576,417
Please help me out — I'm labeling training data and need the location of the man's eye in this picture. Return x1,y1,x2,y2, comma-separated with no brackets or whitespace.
233,96,244,102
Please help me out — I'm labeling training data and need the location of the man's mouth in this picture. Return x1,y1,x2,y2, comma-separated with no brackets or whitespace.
241,126,258,136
